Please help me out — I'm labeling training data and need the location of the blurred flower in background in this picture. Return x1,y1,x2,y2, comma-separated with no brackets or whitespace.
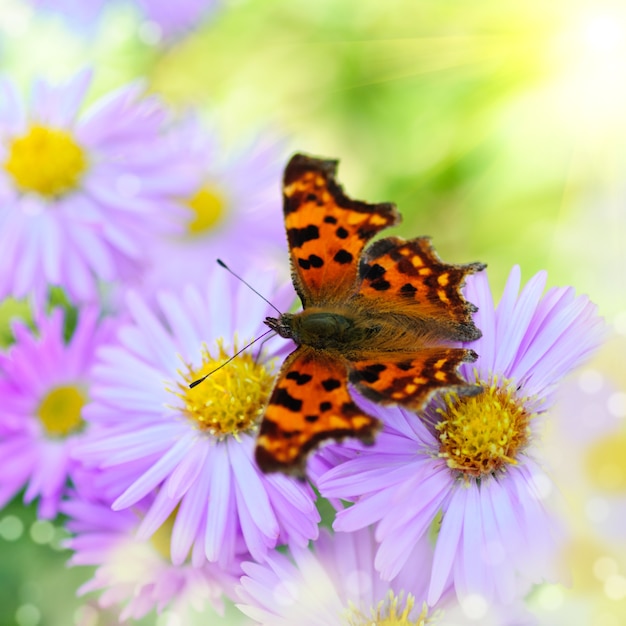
0,306,114,519
142,117,287,295
62,489,240,622
0,70,197,305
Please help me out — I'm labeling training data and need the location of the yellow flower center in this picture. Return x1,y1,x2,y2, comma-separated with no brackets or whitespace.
4,125,88,198
173,340,276,437
436,376,534,478
585,432,626,492
186,185,227,235
37,385,87,437
345,593,430,626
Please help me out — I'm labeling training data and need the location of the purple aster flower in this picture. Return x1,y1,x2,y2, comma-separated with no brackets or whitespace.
0,69,196,304
0,306,114,518
62,488,240,622
237,527,437,626
317,266,605,606
143,117,287,295
74,267,320,569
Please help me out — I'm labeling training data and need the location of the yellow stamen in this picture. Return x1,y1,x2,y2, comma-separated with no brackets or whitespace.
436,375,534,478
173,340,275,438
4,125,87,198
345,592,431,626
37,385,86,437
186,185,227,235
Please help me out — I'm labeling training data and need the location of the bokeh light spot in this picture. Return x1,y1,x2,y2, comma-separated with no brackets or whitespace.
29,520,54,545
73,605,98,626
607,392,626,418
535,584,565,610
614,311,626,335
0,514,24,541
604,574,626,600
578,369,604,394
460,594,488,620
156,612,181,626
15,604,40,626
585,496,610,522
593,556,619,581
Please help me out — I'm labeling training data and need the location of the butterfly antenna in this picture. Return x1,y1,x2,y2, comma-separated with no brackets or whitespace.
216,259,282,315
189,329,274,388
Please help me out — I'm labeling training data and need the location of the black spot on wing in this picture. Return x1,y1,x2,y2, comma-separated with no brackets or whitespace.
322,378,341,392
319,401,332,412
288,225,320,248
370,279,391,291
333,249,353,264
324,215,337,224
352,363,387,384
305,415,319,423
273,387,303,412
298,254,324,270
286,371,313,385
336,227,349,239
400,283,417,297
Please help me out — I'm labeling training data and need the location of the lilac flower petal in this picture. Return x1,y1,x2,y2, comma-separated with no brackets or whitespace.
113,432,196,509
136,483,179,540
205,445,231,561
496,270,547,377
171,462,212,565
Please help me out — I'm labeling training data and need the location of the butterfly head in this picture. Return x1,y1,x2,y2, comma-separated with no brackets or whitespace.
264,314,295,340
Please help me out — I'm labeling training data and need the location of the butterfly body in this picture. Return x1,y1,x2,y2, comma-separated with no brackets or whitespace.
256,154,485,477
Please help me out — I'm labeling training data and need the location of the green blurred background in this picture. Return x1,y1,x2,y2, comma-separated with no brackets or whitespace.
1,0,625,624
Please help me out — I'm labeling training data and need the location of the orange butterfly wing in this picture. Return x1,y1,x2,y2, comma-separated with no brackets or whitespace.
282,154,400,306
349,348,480,410
255,347,379,477
357,236,484,342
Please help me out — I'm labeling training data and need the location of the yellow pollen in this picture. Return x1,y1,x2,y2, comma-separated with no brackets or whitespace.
186,185,227,235
37,385,86,437
173,340,276,438
4,124,87,198
436,376,534,478
345,592,431,626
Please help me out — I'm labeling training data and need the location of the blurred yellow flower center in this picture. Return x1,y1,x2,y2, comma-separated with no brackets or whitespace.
345,592,429,626
175,341,275,437
186,185,227,234
585,432,626,492
37,385,86,437
150,508,177,561
436,376,533,477
4,125,87,198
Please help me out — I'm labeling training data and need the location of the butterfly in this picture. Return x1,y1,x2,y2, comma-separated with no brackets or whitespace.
256,153,485,477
